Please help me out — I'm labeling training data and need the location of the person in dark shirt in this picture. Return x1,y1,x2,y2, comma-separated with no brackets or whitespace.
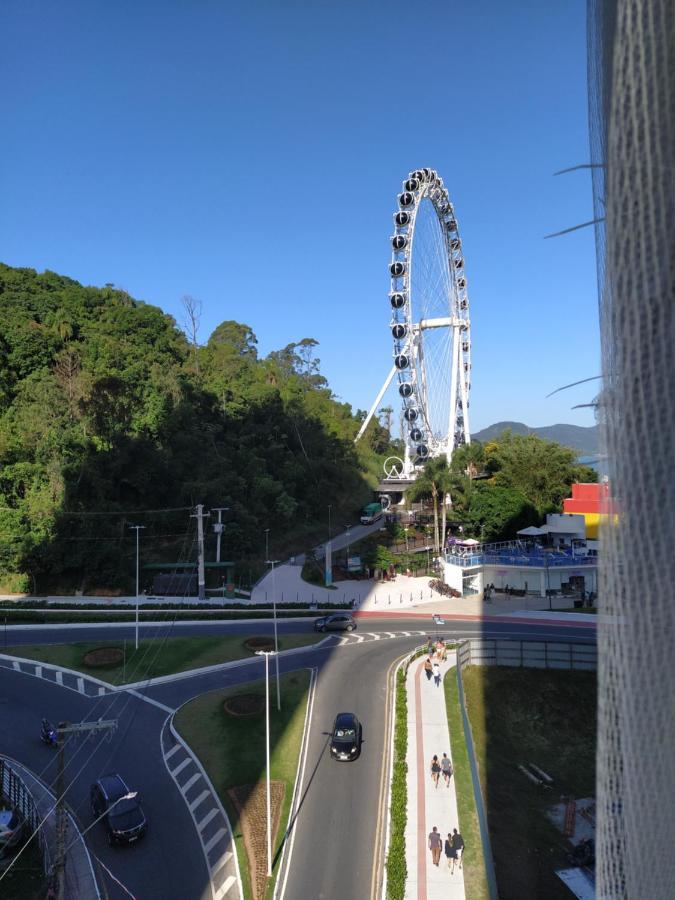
451,828,465,872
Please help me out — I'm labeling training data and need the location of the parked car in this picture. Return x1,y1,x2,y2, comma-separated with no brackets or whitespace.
313,613,357,633
0,808,26,857
329,712,362,761
90,774,146,845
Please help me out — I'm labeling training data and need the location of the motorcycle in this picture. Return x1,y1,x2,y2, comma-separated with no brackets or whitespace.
40,719,57,747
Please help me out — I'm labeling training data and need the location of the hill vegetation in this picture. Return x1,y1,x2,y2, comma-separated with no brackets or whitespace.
472,421,598,455
0,264,393,593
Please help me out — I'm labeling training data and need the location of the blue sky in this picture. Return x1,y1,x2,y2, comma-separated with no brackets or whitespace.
1,0,600,432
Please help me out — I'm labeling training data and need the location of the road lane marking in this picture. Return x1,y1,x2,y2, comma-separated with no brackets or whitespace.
98,687,106,695
77,677,85,694
211,851,233,877
384,632,396,639
164,743,182,763
12,661,20,671
214,875,236,898
55,670,63,685
400,630,411,636
126,689,174,713
171,757,192,778
204,827,227,855
35,666,42,678
365,632,380,640
182,772,201,794
353,634,364,643
189,790,210,813
198,808,219,832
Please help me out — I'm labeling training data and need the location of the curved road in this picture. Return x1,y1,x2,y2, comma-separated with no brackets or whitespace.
0,615,596,899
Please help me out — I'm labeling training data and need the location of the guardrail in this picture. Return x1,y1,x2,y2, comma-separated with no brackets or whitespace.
457,639,597,671
0,757,50,878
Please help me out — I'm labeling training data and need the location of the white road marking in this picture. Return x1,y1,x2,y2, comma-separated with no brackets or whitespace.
182,772,201,794
77,677,85,693
164,743,182,763
400,631,411,637
55,670,63,685
214,875,236,898
384,632,396,639
211,851,233,877
12,661,20,671
189,790,210,813
98,687,106,695
35,666,42,678
336,636,349,646
353,634,364,643
204,827,227,855
126,689,174,713
198,808,219,832
171,757,192,778
365,632,380,640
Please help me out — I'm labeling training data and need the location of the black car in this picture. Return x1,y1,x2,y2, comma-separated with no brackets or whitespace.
313,613,357,633
329,712,362,761
90,774,146,846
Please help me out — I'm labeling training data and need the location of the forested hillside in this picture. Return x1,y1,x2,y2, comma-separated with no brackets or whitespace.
0,264,391,593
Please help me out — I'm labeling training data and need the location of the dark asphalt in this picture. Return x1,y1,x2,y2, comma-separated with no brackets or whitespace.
0,616,596,899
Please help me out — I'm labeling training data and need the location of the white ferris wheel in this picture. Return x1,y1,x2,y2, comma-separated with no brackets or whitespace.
356,167,472,479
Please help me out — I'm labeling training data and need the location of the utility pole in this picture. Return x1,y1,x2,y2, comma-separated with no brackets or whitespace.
212,507,230,563
54,719,117,900
128,525,145,650
191,505,210,600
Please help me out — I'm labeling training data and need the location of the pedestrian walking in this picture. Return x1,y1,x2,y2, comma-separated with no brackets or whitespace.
433,660,441,686
441,752,453,786
428,826,442,866
451,828,465,872
430,754,441,788
445,834,456,871
424,656,433,681
427,636,434,655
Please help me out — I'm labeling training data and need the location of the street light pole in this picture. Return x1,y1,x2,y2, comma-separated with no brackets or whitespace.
264,528,270,564
256,650,275,877
265,558,282,710
129,525,145,650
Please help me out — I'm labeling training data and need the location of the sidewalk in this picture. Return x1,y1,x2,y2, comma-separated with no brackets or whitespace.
404,653,465,900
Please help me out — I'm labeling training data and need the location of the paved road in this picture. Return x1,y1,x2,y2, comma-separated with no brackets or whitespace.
0,616,596,899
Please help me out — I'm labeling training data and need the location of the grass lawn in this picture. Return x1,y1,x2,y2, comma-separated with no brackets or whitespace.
175,670,311,900
4,634,320,685
462,666,596,900
443,669,490,900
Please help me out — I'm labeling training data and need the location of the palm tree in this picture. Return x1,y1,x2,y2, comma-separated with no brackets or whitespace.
409,455,454,555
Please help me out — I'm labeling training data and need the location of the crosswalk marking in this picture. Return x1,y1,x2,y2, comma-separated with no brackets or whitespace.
12,661,20,671
171,757,192,778
164,743,182,763
55,671,63,685
198,808,219,832
182,772,201,794
189,790,210,813
204,827,227,855
35,666,42,678
214,875,236,898
211,851,233,878
77,677,85,693
98,687,106,696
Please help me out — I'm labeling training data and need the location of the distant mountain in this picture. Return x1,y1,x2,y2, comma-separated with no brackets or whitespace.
472,421,599,456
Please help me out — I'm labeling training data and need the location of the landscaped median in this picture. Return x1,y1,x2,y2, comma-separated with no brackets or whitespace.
174,670,312,900
2,634,320,685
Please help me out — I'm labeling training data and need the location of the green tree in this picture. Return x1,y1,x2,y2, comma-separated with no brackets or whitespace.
464,484,538,542
408,456,454,554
